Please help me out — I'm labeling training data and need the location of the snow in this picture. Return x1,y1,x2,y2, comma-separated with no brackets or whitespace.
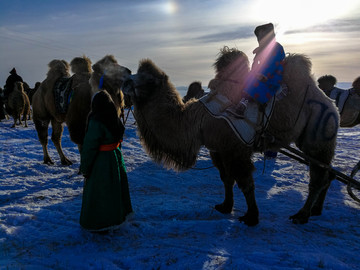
1,108,360,269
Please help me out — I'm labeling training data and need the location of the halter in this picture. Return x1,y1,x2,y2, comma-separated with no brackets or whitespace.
98,71,106,89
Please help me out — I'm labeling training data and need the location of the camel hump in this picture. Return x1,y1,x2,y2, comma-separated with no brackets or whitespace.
283,53,312,85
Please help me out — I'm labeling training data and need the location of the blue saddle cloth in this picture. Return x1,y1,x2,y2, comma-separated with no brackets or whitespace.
54,76,73,114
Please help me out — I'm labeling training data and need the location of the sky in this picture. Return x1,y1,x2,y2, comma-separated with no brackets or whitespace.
1,0,360,88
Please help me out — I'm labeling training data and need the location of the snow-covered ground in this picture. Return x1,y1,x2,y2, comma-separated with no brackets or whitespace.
1,107,360,269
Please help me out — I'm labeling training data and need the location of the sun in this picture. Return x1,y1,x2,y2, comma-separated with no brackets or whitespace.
162,1,178,15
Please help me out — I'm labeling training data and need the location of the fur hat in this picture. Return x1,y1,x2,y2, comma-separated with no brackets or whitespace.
254,23,274,38
10,68,17,74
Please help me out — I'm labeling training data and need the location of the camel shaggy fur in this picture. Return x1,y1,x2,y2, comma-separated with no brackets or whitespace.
32,56,94,165
7,81,30,128
122,50,339,226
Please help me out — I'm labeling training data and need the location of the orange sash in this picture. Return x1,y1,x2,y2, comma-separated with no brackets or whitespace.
99,141,122,151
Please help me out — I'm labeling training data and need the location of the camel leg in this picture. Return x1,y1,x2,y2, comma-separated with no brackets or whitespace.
34,119,54,165
21,113,28,126
76,144,83,174
11,117,16,128
211,152,234,213
17,113,22,125
310,171,334,216
23,113,28,127
51,119,72,165
216,175,235,214
290,163,330,224
236,161,259,226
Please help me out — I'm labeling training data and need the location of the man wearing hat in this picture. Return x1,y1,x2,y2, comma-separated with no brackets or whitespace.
4,68,24,99
227,23,285,118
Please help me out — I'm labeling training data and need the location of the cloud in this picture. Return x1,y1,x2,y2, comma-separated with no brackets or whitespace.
196,26,254,43
284,18,360,35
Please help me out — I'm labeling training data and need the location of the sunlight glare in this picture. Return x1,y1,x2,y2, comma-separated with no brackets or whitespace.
162,1,178,15
251,0,360,32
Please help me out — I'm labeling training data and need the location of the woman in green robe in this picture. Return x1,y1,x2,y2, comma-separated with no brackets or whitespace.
80,90,132,232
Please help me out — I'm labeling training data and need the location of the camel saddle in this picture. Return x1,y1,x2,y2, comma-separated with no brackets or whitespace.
199,92,276,147
54,76,74,114
329,87,350,114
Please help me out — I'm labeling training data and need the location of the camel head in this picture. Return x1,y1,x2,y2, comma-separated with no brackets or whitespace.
47,59,70,78
90,55,132,118
70,55,92,74
90,55,131,92
122,59,170,102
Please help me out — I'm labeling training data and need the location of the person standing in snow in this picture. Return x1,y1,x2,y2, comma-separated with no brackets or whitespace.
226,23,286,118
80,90,132,232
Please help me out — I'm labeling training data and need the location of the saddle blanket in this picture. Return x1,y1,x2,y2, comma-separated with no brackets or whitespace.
329,87,350,114
54,76,73,114
199,92,275,146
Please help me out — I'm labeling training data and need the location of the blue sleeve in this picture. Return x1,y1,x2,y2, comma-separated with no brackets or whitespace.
263,43,285,89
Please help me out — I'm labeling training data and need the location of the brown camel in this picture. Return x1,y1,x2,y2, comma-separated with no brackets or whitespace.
121,49,339,226
32,56,93,165
7,81,30,128
183,81,205,103
32,55,130,165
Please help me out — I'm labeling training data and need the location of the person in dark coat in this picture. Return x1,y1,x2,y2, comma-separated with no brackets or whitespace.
80,90,132,232
4,68,23,99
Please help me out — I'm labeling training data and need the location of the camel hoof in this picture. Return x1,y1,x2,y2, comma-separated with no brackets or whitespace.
44,157,54,165
289,212,309,224
238,213,259,226
61,158,73,166
215,202,233,214
310,207,322,216
44,160,55,165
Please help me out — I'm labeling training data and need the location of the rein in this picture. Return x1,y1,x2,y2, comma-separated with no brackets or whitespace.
98,71,106,89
